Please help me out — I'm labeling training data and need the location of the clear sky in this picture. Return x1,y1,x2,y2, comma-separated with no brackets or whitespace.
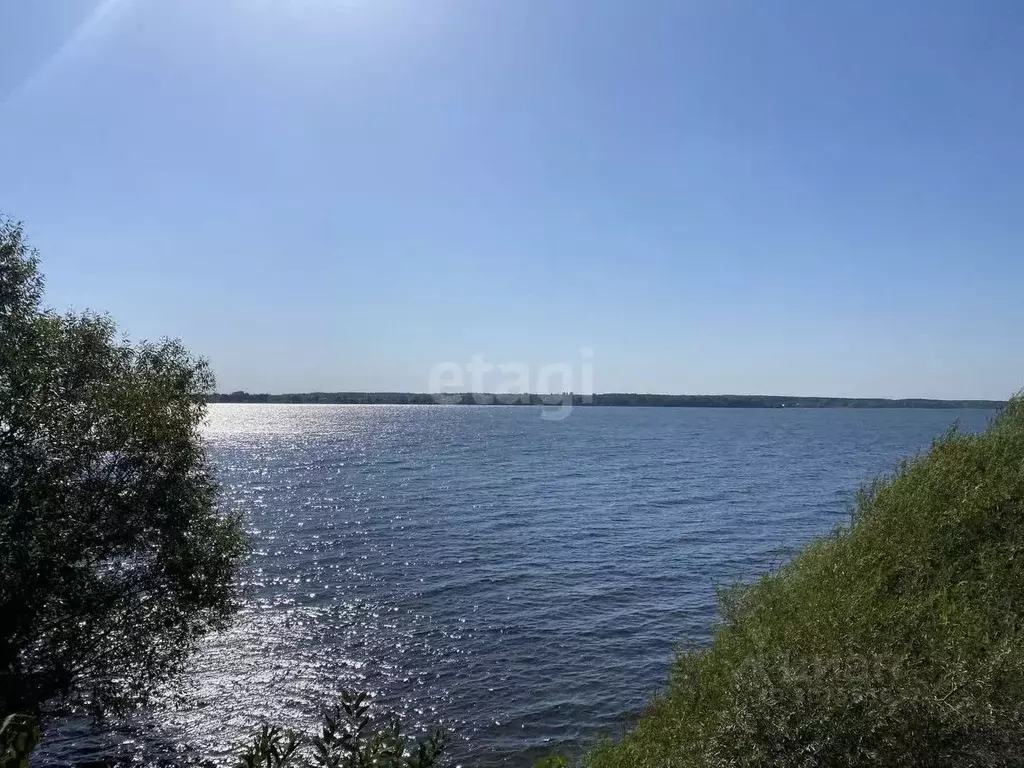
2,0,1022,399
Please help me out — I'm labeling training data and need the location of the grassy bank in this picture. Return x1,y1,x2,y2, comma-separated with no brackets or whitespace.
587,395,1024,767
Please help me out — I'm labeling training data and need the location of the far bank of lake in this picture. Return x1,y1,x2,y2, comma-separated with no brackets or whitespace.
210,391,1005,409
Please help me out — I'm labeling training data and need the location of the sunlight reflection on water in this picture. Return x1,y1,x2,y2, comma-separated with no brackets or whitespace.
45,404,995,766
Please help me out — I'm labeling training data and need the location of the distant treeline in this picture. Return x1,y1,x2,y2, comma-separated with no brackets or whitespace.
210,391,1005,409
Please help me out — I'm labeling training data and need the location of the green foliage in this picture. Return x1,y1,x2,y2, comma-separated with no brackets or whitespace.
0,217,247,718
235,690,448,768
0,714,38,768
587,396,1024,767
535,755,569,768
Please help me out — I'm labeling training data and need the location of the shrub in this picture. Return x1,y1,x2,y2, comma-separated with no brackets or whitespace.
234,690,448,768
588,397,1024,767
0,217,246,720
0,715,38,768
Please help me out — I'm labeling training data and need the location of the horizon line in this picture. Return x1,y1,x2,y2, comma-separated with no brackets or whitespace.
208,390,1008,406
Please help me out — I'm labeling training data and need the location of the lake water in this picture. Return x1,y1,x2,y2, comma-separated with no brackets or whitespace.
47,404,996,766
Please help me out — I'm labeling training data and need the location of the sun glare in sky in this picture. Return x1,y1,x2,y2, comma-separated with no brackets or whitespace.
11,0,441,106
6,0,125,103
4,0,1022,398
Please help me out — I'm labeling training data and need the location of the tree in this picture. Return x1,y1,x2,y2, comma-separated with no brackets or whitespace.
0,217,246,720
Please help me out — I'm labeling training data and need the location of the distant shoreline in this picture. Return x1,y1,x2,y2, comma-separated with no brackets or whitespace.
208,392,1005,409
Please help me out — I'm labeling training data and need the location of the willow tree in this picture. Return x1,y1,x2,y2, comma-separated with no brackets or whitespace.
0,217,246,719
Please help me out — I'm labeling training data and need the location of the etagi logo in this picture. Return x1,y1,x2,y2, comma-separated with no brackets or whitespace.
427,347,595,421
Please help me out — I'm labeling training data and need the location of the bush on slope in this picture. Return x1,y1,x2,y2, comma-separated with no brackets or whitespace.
588,396,1024,768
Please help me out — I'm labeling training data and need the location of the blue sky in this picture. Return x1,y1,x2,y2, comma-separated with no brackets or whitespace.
2,0,1022,398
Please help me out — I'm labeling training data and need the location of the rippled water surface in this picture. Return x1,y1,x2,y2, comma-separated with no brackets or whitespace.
49,405,995,766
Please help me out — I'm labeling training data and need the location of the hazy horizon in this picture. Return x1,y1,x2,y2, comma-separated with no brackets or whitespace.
3,1,1022,400
208,388,1008,402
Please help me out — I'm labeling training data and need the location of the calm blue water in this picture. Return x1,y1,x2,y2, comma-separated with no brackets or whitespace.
47,404,996,766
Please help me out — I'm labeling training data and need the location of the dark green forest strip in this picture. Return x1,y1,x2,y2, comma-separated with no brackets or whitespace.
210,391,1005,408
